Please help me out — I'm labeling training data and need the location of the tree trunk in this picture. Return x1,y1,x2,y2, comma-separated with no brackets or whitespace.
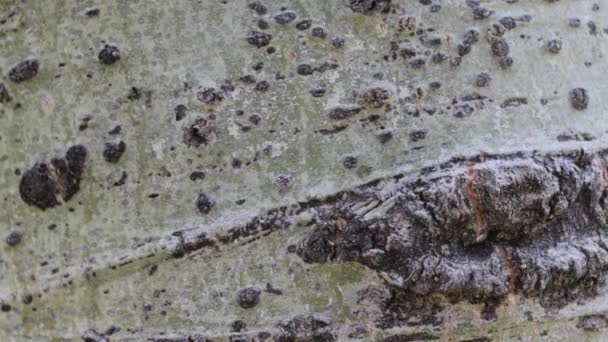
1,0,608,340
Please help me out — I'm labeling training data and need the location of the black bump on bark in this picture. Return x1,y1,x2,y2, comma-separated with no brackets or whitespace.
345,0,392,16
102,140,126,163
274,11,297,25
5,230,22,246
236,287,260,309
9,59,39,83
246,31,272,48
98,45,121,65
19,145,87,210
570,88,589,110
196,193,214,214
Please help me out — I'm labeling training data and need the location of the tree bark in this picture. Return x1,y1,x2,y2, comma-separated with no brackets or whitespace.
1,0,608,340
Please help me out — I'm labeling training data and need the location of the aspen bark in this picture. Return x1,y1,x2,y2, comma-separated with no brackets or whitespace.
1,1,608,341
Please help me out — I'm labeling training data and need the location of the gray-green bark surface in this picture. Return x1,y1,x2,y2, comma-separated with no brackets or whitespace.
1,0,608,341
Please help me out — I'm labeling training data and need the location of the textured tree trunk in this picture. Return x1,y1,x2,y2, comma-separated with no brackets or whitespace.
1,0,608,341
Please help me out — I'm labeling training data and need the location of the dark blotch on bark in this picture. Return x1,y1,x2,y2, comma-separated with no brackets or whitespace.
9,59,39,82
236,287,260,309
345,0,392,15
255,80,270,92
246,31,272,48
570,87,589,110
297,64,314,76
248,1,267,15
295,20,312,30
500,97,527,108
472,7,493,20
175,104,187,121
239,74,256,84
5,230,22,246
183,118,215,147
196,87,224,105
190,171,206,181
19,144,87,210
432,52,448,63
310,87,326,97
102,140,126,163
196,193,214,214
557,132,595,142
491,39,510,57
231,319,247,332
108,125,121,135
0,83,12,103
577,314,608,332
275,313,335,341
463,29,480,45
19,163,54,209
311,27,327,39
274,11,297,25
332,36,345,48
499,16,516,29
113,171,128,187
498,56,513,69
409,58,426,68
359,87,391,108
545,39,562,54
257,19,269,30
82,328,108,342
457,43,472,57
377,132,393,144
410,130,426,142
343,155,358,169
127,86,142,100
98,45,120,65
84,8,100,17
265,282,283,295
328,106,362,120
475,72,491,87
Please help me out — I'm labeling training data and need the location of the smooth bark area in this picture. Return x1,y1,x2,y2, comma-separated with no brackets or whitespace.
1,0,608,340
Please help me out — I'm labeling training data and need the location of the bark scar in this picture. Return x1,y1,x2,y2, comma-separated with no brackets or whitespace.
593,151,608,217
464,159,487,242
45,154,64,204
492,242,518,295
